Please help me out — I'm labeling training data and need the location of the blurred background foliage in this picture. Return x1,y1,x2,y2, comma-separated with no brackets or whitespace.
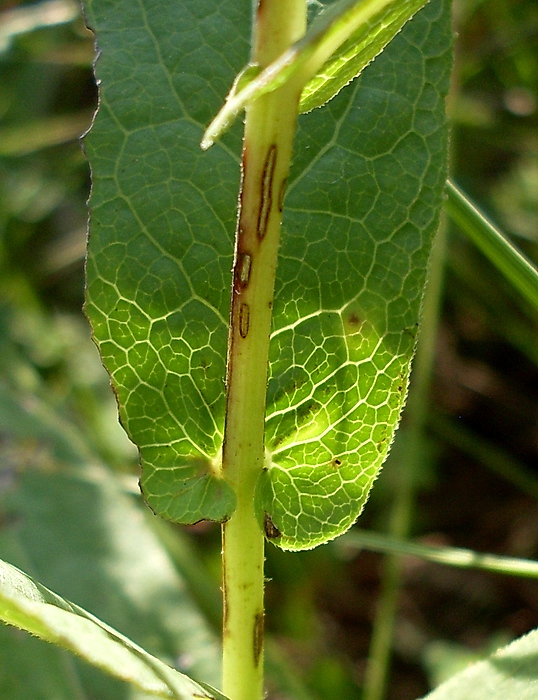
0,0,536,699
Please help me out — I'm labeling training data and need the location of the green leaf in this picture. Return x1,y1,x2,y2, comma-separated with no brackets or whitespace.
0,559,228,700
420,628,538,700
85,0,452,548
0,468,223,691
337,530,538,579
202,0,430,148
299,0,432,112
84,0,246,525
259,0,452,549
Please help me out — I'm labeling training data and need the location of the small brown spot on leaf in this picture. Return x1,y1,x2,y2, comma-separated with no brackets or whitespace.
403,322,420,339
264,512,281,539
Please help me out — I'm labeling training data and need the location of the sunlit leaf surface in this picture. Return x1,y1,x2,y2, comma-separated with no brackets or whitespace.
85,0,452,549
299,0,431,112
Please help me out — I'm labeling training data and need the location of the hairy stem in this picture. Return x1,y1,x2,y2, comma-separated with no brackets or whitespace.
220,1,306,699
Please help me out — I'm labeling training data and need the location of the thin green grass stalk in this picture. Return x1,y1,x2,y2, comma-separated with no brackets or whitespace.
220,2,307,699
338,530,538,579
362,224,447,700
445,179,538,310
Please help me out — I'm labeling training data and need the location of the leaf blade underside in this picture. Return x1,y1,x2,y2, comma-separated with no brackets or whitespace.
261,0,452,549
84,0,452,549
84,0,247,524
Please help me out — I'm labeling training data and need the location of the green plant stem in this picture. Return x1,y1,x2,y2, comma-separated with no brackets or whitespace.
220,2,306,699
338,530,538,579
363,224,447,700
445,179,538,310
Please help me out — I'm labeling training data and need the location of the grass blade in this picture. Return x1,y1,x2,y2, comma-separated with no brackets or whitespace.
338,530,538,579
445,179,538,310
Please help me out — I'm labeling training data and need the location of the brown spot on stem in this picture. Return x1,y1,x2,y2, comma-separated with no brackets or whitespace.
253,611,264,667
239,303,250,338
257,144,277,240
256,0,268,25
237,251,252,288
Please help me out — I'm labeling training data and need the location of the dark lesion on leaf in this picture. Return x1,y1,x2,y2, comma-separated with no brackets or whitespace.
396,369,408,394
296,399,320,425
270,432,287,449
332,457,343,468
403,322,420,340
343,309,365,336
376,435,388,452
264,512,281,540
